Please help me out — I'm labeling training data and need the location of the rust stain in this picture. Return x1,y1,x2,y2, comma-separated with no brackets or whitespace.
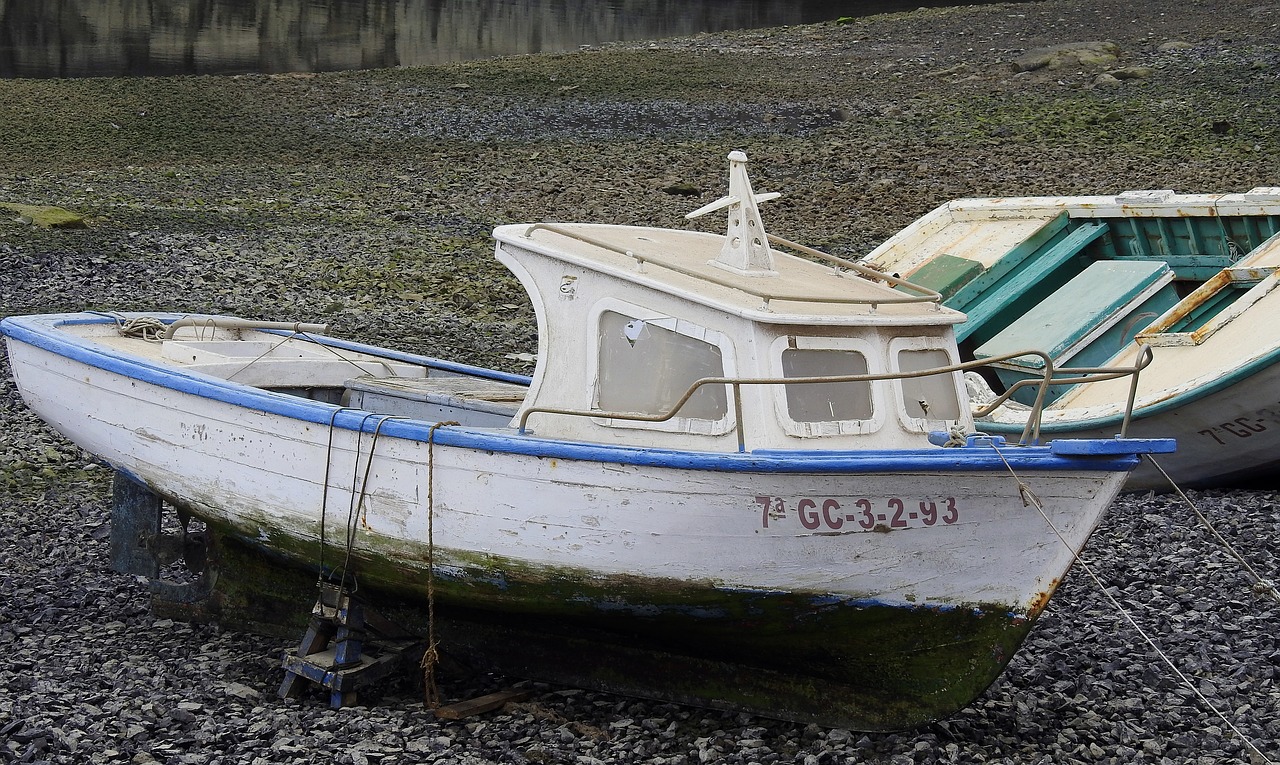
1025,580,1058,617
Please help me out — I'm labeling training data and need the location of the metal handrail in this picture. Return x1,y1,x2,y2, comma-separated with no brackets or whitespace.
516,345,1155,451
521,223,942,309
160,316,329,340
989,344,1155,441
764,233,941,303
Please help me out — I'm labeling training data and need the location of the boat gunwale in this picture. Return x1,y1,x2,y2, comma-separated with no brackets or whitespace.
1,312,1156,473
983,340,1280,434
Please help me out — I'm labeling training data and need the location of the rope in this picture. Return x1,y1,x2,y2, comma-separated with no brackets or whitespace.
333,414,400,591
317,408,360,579
420,420,459,710
942,424,969,448
219,328,355,384
989,443,1273,764
1145,455,1280,602
117,315,391,381
113,315,168,341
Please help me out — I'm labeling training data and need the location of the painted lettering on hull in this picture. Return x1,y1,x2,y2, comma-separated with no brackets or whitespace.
756,496,960,531
1198,415,1269,445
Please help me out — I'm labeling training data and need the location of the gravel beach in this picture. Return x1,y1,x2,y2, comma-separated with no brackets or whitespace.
2,0,1279,762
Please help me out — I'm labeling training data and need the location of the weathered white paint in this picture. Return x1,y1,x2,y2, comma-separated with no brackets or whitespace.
7,330,1121,614
1,154,1151,631
496,226,973,452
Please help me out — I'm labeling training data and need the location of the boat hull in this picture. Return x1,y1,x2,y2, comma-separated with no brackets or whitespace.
982,346,1280,491
2,313,1145,729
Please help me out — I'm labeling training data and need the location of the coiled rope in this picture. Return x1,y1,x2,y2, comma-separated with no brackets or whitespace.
114,314,168,341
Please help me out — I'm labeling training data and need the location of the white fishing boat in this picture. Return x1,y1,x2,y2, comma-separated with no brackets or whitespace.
0,153,1172,730
862,189,1280,490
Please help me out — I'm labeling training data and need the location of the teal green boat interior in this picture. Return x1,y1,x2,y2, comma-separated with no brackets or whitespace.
898,209,1280,398
973,260,1179,404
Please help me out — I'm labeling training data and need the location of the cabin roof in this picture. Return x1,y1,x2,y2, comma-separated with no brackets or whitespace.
494,222,966,328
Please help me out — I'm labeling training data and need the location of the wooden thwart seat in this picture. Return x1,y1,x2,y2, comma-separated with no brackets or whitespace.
951,218,1111,344
345,374,529,425
974,259,1178,404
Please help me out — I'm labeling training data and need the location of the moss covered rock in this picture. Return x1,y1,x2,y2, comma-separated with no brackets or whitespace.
1,202,88,229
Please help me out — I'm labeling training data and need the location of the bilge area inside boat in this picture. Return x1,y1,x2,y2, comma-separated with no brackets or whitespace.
896,203,1280,352
93,318,532,428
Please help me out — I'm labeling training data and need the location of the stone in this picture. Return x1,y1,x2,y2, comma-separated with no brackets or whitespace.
1012,41,1121,72
1110,66,1155,80
0,202,88,229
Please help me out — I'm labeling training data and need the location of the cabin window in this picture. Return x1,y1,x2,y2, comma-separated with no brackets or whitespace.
596,311,728,420
895,347,962,421
781,349,873,422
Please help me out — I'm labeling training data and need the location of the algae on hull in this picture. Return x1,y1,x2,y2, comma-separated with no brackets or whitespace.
148,481,1037,732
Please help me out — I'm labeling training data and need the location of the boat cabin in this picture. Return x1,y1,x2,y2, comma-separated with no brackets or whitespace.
493,152,974,452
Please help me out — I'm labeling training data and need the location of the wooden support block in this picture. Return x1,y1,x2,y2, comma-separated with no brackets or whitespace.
110,472,162,577
433,689,532,720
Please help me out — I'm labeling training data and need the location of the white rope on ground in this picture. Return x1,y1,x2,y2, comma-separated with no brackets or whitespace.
1145,454,1280,603
990,443,1273,765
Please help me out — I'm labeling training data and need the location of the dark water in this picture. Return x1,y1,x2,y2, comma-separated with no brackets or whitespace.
3,0,957,79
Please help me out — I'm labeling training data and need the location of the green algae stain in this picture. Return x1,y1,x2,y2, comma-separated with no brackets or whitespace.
1,202,88,229
184,509,1034,730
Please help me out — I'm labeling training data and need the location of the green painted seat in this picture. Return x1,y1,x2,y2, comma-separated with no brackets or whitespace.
896,253,984,300
948,216,1111,344
974,259,1179,404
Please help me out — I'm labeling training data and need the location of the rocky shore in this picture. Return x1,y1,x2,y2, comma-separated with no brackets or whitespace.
2,0,1279,762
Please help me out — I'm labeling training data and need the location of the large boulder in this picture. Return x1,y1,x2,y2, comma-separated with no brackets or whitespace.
1012,41,1121,72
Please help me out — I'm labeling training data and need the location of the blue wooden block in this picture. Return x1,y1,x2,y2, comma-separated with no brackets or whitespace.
1049,438,1177,455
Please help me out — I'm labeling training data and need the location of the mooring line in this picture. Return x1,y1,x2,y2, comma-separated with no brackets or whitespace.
1145,454,1280,603
990,443,1272,764
318,407,359,578
339,415,405,586
421,420,459,710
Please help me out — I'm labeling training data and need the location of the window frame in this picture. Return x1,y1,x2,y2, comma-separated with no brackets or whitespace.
888,336,966,432
769,335,885,438
588,299,737,436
